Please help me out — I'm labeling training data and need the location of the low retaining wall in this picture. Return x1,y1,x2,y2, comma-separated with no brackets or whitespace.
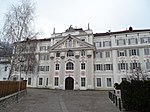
0,90,27,111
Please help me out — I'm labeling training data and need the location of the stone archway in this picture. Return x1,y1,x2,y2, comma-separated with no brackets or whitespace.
65,77,74,90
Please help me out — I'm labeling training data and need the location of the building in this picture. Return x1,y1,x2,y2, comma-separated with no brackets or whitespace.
12,26,150,90
0,57,10,80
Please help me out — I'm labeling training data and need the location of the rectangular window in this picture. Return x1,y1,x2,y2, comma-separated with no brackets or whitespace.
39,78,43,85
105,51,110,58
46,78,48,85
144,48,150,55
95,42,101,47
46,66,49,71
103,41,111,47
54,77,59,86
56,52,60,57
117,50,127,57
81,78,86,87
40,46,46,51
55,64,59,70
117,39,125,46
95,52,103,58
81,63,85,70
97,78,101,87
81,50,85,56
28,78,31,85
39,54,49,60
130,63,141,70
128,38,138,45
104,64,113,70
94,64,103,71
38,66,45,71
107,78,112,87
141,37,150,44
146,62,150,69
118,63,128,70
129,49,139,56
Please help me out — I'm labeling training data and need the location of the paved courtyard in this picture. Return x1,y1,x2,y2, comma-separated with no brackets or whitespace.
3,88,120,112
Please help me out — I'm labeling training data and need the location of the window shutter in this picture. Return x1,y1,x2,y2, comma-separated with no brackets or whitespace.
118,63,120,70
137,49,140,56
128,39,130,45
109,41,111,46
117,40,119,45
101,64,103,71
125,50,127,56
130,63,132,70
138,63,141,70
111,64,113,70
148,37,150,43
126,63,128,70
99,42,101,47
103,42,105,47
129,50,131,56
104,64,106,71
124,39,126,45
136,38,138,44
140,38,143,44
117,50,120,57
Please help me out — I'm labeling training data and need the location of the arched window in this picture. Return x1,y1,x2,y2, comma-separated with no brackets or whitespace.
66,62,74,70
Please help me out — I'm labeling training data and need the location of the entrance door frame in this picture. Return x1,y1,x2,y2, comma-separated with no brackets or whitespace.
65,77,74,90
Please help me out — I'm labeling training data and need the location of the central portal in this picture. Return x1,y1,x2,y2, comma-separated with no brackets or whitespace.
65,77,74,90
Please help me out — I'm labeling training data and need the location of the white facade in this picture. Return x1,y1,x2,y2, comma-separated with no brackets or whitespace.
0,57,10,80
12,27,150,90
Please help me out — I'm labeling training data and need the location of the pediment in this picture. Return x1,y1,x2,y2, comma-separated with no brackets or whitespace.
49,35,95,52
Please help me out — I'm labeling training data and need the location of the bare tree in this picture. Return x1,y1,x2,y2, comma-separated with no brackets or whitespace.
127,67,150,81
1,0,39,80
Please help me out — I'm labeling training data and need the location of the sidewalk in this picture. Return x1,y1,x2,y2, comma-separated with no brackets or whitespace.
2,89,120,112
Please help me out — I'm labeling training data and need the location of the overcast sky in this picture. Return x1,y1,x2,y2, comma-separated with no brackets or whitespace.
0,0,150,38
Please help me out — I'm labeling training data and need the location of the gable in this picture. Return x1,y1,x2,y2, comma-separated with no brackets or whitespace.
49,35,95,52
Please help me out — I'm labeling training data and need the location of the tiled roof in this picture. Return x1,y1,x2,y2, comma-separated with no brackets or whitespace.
94,29,150,37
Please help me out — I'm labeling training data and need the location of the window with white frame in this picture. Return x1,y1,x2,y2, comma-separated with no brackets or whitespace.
39,78,43,85
28,78,31,85
81,63,85,70
39,54,49,60
81,50,85,56
67,50,74,57
55,64,59,70
66,62,74,70
146,60,150,69
38,66,49,71
107,78,112,87
141,37,150,44
105,51,110,58
144,48,150,55
40,46,47,51
95,52,103,58
81,78,85,87
118,63,128,70
128,38,138,45
95,42,101,47
117,39,125,46
54,77,59,86
94,64,103,71
97,78,101,87
130,63,141,70
103,41,111,47
129,49,139,56
104,64,113,70
117,50,127,57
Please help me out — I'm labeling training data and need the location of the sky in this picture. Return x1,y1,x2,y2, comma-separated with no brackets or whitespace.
0,0,150,38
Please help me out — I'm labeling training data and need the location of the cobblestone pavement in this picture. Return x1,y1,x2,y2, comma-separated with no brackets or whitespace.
3,88,120,112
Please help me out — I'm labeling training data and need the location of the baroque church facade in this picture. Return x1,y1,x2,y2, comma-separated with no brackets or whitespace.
12,26,150,90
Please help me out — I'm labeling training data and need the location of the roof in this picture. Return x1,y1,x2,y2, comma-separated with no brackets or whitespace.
94,29,150,37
